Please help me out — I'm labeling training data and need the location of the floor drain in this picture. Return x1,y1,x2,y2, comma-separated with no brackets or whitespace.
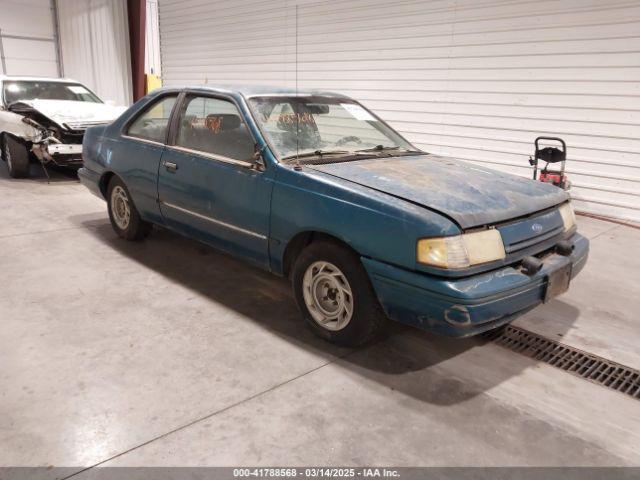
487,325,640,399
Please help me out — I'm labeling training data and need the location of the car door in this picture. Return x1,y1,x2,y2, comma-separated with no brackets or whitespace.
118,93,180,224
157,92,273,268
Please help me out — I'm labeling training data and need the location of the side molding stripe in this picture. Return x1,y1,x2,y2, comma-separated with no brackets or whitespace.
160,201,267,240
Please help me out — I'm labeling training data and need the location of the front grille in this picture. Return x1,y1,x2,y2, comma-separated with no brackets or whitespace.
504,225,564,253
57,130,84,145
497,207,565,255
488,325,640,399
64,120,110,130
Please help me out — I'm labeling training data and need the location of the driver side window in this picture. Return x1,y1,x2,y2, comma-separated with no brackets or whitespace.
175,95,254,161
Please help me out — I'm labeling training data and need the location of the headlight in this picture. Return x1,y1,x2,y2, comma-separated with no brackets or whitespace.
417,229,506,269
558,202,576,232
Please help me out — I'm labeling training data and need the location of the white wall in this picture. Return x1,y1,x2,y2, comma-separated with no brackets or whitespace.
158,0,640,223
0,0,59,76
56,0,133,105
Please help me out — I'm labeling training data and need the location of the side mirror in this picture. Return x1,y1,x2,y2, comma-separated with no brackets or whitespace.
251,143,266,171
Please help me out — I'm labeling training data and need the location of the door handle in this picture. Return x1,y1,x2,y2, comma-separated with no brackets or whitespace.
164,161,178,172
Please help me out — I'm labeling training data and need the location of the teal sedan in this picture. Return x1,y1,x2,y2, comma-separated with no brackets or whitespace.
79,85,588,346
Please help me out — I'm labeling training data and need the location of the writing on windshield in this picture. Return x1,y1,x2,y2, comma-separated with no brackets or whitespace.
248,96,418,162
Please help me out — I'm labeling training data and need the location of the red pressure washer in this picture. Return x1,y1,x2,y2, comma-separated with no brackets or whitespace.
529,136,570,190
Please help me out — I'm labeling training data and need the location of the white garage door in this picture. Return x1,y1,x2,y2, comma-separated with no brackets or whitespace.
0,0,60,77
158,0,640,223
56,0,133,106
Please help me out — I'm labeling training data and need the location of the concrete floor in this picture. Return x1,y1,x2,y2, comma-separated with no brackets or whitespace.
0,165,639,473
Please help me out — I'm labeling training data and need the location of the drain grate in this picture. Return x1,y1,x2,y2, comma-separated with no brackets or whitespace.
487,325,640,399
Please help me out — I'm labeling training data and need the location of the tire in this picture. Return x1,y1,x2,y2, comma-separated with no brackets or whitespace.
292,240,387,347
106,176,152,241
2,134,30,178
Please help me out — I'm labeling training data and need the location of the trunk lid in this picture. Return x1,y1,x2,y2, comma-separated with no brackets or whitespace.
308,154,568,229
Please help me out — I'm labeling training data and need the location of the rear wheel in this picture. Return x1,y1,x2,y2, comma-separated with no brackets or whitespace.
2,134,30,178
292,240,387,347
107,176,151,241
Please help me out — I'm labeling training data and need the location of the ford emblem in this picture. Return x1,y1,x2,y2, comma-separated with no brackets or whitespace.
532,223,543,232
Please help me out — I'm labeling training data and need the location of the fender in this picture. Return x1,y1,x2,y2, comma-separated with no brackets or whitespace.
0,108,39,141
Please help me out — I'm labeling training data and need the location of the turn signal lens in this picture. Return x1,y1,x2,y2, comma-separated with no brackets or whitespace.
417,229,506,269
417,236,468,269
559,202,576,232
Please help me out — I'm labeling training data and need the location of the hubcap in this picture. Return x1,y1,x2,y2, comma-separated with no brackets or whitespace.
302,261,353,331
111,185,131,230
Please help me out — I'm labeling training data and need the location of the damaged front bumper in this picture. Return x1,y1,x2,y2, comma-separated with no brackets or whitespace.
362,232,589,337
47,143,82,155
32,142,83,166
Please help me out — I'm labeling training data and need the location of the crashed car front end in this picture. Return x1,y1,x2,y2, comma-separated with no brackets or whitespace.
0,77,127,176
7,101,114,168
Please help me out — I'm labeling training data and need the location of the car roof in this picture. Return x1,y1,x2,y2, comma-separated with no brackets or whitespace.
0,75,81,83
175,83,349,98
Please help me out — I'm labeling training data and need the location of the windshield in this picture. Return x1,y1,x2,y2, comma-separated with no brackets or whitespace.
248,96,418,161
2,80,102,105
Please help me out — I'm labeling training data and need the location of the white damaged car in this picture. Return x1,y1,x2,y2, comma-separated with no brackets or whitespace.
0,75,127,178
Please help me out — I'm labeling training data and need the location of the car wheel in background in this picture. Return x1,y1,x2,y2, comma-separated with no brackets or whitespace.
2,134,30,178
292,240,387,347
107,176,152,241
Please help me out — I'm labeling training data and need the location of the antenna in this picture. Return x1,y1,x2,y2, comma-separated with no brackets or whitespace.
295,4,300,169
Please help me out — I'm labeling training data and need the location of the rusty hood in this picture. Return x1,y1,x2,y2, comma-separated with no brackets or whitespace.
307,154,568,229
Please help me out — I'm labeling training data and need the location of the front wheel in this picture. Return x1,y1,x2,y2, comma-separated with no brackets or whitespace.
107,176,152,241
2,134,30,178
292,240,387,347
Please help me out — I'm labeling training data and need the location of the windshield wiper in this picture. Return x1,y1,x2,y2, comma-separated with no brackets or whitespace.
355,145,421,153
282,149,351,162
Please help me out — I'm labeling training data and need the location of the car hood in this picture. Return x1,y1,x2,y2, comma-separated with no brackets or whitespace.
16,99,127,128
307,154,568,229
